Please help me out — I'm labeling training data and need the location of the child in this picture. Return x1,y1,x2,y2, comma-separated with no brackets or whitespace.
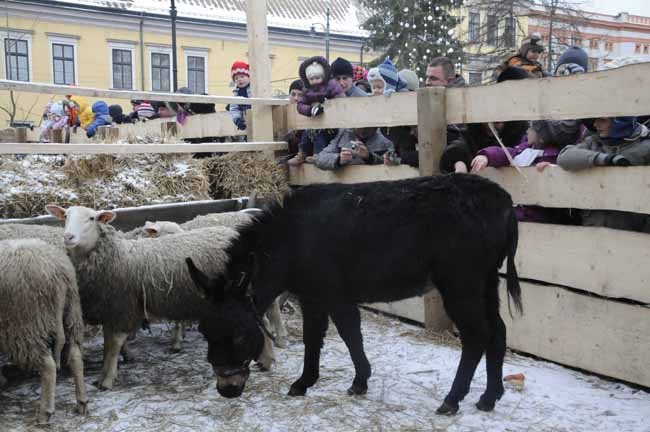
229,61,251,130
504,33,546,78
287,56,344,166
377,58,408,95
85,101,113,138
40,101,69,142
367,67,385,96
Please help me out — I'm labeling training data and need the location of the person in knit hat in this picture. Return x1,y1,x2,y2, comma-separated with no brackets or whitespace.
398,69,420,91
331,57,368,97
504,33,546,78
288,79,304,103
555,46,589,76
377,57,408,95
353,65,367,82
367,67,385,96
229,60,251,130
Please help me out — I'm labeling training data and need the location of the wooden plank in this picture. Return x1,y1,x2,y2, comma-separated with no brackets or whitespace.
288,163,420,185
417,87,446,176
0,79,288,106
366,297,425,324
480,165,650,214
447,63,650,124
501,279,650,387
285,91,417,130
0,142,287,154
246,0,275,159
513,222,650,304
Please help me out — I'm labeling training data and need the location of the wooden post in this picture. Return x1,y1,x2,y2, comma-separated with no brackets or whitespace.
15,127,27,143
162,121,178,139
49,128,63,143
245,0,275,159
417,86,452,332
98,125,120,142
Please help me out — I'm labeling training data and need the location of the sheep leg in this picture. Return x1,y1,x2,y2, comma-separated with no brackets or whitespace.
266,300,289,348
37,354,57,424
171,322,184,353
68,342,88,415
98,330,128,390
54,308,66,369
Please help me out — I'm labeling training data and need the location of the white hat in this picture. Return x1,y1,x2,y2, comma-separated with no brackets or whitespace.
367,67,384,84
305,62,325,80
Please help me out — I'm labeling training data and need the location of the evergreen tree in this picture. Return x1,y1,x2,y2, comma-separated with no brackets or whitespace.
361,0,465,77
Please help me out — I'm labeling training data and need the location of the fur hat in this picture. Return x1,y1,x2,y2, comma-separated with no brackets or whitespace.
231,61,250,78
289,79,304,92
520,33,544,56
378,57,408,93
398,69,420,91
353,65,367,82
555,46,589,75
305,62,325,80
367,67,384,84
298,56,331,87
330,57,354,78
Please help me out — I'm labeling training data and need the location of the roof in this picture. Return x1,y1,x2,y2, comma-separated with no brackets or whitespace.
51,0,369,37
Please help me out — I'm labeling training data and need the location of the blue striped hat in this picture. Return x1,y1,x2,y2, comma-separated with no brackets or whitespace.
378,57,407,94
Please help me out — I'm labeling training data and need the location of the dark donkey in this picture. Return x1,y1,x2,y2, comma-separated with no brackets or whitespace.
187,174,522,415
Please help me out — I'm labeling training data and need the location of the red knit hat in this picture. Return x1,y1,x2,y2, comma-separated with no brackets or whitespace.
353,65,367,82
231,61,250,78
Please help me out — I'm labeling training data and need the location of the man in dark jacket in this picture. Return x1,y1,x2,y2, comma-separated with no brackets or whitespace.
315,127,394,170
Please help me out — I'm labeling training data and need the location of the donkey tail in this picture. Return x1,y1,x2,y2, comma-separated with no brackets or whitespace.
506,209,523,317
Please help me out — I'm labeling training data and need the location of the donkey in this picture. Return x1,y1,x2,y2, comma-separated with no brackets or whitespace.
188,174,522,414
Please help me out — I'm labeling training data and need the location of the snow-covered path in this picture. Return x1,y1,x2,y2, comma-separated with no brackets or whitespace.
1,308,649,431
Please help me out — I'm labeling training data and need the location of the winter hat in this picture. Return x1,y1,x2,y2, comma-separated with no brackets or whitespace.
398,69,420,91
353,65,367,82
520,33,544,56
378,58,408,93
609,117,638,139
330,57,354,78
497,66,531,83
367,67,384,84
355,79,372,93
555,46,589,75
289,79,304,92
50,101,64,117
230,61,250,78
531,120,581,148
305,61,325,80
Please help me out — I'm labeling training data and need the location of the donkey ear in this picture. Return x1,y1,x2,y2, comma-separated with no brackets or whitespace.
186,257,225,302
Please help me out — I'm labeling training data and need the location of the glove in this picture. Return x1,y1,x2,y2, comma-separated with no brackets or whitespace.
310,104,324,117
234,117,246,130
611,155,631,166
595,153,631,166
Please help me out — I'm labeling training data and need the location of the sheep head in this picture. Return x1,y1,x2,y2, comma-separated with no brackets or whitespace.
46,205,115,253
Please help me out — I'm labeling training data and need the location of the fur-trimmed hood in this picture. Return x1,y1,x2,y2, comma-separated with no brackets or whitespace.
299,56,331,87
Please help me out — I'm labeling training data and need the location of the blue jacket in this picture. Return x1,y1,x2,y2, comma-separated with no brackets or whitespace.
229,84,251,124
86,101,113,137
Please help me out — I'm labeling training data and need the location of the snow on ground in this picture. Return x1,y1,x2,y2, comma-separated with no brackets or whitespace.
1,308,649,432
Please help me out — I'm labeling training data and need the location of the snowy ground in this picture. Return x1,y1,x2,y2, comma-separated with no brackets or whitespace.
1,307,649,432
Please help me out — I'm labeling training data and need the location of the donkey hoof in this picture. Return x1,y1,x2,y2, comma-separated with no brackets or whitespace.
436,401,459,415
288,383,307,397
347,383,368,396
476,395,496,412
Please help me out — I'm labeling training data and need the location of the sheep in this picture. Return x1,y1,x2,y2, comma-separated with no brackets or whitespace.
45,205,275,390
141,210,289,349
0,239,87,424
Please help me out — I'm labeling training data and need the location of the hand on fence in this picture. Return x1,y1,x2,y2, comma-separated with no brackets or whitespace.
339,148,354,165
311,104,324,117
234,118,247,130
354,143,369,161
471,155,489,173
536,161,552,172
454,161,468,173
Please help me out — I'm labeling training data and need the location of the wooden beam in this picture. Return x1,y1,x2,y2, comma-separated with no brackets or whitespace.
0,79,288,106
501,279,650,387
288,164,420,185
513,222,650,304
245,0,275,160
0,142,287,154
417,87,446,176
446,63,650,124
480,165,650,214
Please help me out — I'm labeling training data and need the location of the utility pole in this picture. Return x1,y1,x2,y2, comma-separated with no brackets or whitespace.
170,0,178,91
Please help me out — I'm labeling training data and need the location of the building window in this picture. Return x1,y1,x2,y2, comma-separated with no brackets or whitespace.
469,72,482,85
52,43,75,85
636,44,642,54
468,12,480,43
589,57,599,71
504,17,516,48
151,52,170,92
187,55,205,94
605,41,613,51
571,36,582,47
645,45,650,54
4,38,29,81
486,15,497,45
589,39,599,50
112,49,133,90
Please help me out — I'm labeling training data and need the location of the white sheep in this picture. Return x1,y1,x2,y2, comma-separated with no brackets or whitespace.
45,205,275,390
0,239,87,424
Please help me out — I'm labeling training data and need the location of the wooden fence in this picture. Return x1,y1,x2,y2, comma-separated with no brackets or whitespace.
1,1,649,389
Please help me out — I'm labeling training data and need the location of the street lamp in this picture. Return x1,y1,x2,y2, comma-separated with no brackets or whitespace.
170,0,178,91
310,7,330,62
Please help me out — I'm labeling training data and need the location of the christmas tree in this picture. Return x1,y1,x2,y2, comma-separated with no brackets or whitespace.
361,0,465,77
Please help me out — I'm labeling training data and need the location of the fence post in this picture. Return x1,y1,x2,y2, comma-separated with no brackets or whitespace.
49,128,63,143
246,0,275,159
162,121,178,139
417,86,453,332
15,127,27,143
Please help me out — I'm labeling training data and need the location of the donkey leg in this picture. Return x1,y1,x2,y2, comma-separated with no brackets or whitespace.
288,301,329,396
330,303,372,396
37,354,57,424
477,313,506,412
437,296,491,415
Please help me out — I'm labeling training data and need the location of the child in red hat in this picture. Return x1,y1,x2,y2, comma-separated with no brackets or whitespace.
229,61,251,130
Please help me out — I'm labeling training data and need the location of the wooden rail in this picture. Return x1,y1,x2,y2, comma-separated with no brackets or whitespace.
0,142,287,154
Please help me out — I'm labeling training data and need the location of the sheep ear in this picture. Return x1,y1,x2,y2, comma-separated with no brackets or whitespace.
144,227,159,236
97,211,116,224
46,205,66,220
186,258,224,302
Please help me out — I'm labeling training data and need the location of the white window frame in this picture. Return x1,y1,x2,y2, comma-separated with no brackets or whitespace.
147,45,173,92
108,42,136,91
184,48,208,94
48,35,78,86
0,30,33,82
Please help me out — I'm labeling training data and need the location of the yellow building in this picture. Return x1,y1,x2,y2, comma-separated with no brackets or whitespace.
1,0,368,126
